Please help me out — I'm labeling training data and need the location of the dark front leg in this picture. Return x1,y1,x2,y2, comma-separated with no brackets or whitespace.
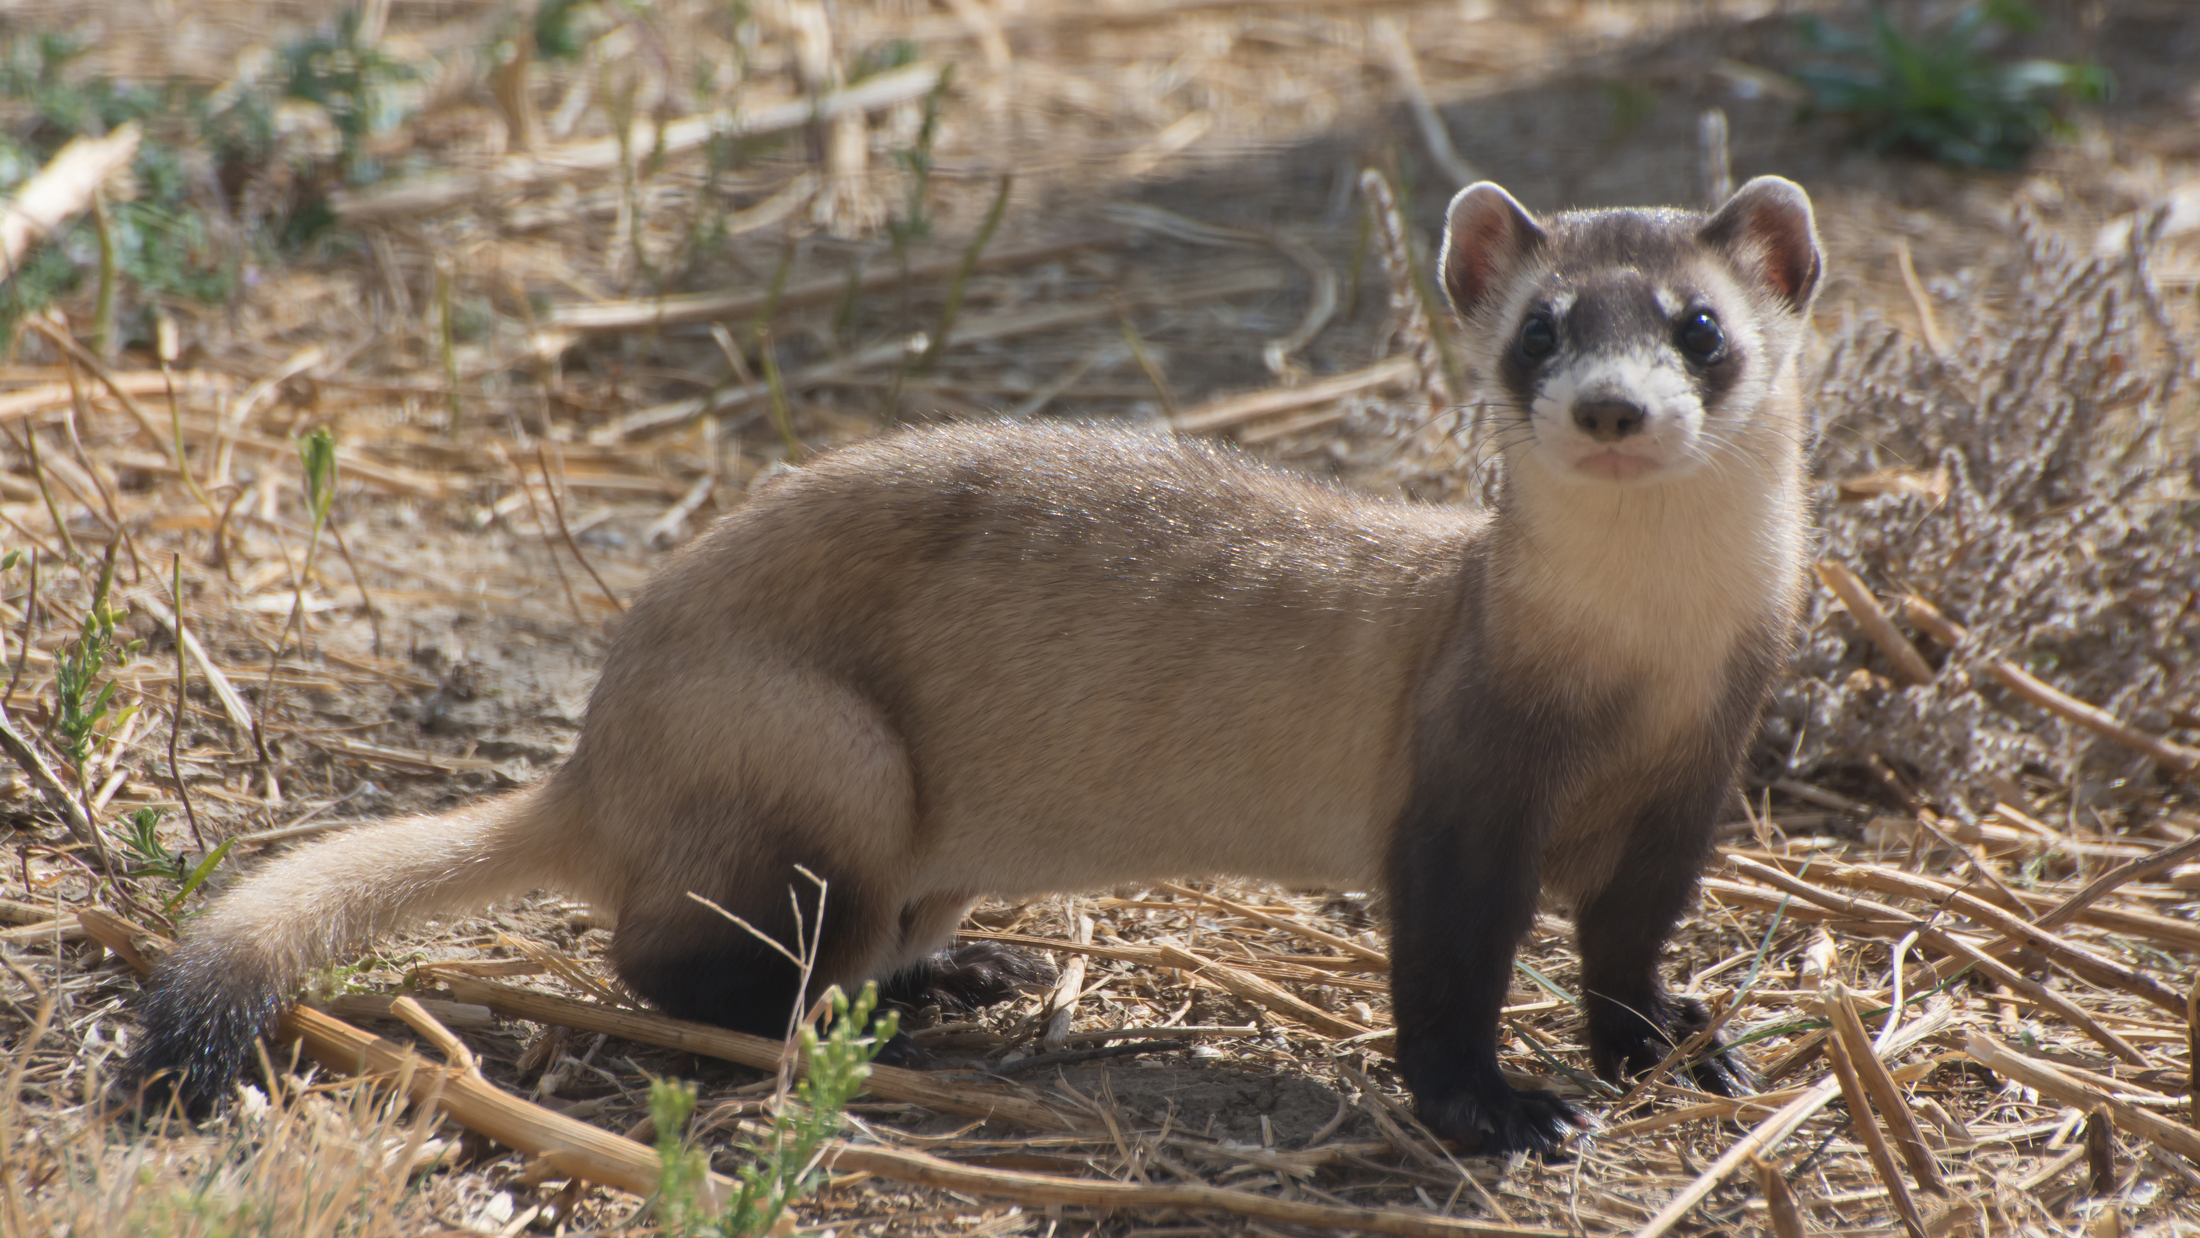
1387,783,1580,1158
1576,787,1755,1097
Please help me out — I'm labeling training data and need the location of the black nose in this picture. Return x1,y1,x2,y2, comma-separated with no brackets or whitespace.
1572,399,1645,442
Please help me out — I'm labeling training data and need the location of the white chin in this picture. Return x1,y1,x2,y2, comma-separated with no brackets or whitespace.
1531,446,1696,484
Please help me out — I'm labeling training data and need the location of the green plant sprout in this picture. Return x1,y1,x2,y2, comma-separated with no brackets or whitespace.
51,544,142,778
650,982,898,1238
261,428,338,730
886,64,954,248
1795,1,2110,169
279,6,414,185
118,805,232,913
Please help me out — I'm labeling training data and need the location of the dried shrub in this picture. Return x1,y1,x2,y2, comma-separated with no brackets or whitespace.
1778,205,2196,817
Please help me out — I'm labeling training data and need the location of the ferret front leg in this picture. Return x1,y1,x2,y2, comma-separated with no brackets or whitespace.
1386,775,1580,1158
1574,786,1755,1097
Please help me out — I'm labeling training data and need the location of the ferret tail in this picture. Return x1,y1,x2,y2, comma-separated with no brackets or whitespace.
128,783,573,1112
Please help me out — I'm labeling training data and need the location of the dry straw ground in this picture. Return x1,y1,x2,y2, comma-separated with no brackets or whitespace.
1,0,2197,1234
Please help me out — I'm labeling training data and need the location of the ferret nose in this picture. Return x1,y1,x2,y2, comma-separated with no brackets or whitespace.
1572,399,1645,442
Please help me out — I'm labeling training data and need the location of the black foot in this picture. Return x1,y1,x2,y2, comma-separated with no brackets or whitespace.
1416,1080,1584,1159
880,942,1055,1014
1588,993,1755,1097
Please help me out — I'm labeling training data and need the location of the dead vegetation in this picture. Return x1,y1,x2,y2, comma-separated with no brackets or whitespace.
2,0,2199,1235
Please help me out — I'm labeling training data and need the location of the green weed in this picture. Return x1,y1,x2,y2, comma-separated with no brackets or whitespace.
50,545,141,777
278,7,415,185
651,982,899,1237
1795,1,2110,169
118,805,232,912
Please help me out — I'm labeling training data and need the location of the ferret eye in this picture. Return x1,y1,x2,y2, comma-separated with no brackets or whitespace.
1678,310,1725,363
1517,315,1557,362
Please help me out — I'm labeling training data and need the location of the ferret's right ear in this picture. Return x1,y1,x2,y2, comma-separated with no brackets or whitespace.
1440,184,1546,321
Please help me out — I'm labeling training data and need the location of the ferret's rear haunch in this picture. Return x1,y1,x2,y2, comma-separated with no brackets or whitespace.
132,177,1822,1156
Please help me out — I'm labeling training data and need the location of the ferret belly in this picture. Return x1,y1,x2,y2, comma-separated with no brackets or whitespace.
896,622,1422,897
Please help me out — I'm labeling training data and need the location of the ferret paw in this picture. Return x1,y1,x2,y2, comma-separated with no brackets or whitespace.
1416,1082,1584,1159
1589,994,1755,1097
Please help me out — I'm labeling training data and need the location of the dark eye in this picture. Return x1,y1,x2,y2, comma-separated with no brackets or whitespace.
1678,310,1725,363
1517,315,1557,362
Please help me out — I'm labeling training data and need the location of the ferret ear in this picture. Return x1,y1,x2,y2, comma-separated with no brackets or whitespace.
1699,176,1823,314
1440,183,1546,321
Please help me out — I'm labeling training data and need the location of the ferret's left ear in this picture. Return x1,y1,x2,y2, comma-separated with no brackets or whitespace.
1699,176,1823,314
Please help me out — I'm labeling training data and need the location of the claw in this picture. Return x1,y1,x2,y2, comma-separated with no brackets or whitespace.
1417,1083,1586,1159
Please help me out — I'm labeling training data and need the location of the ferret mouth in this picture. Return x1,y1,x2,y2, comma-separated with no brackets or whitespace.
1569,448,1663,481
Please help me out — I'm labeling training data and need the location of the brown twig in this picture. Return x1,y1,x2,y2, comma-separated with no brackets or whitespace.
1964,1032,2200,1163
164,555,204,853
1626,1003,1953,1238
1903,596,2200,776
535,444,623,613
1816,561,1934,686
1725,855,2148,1065
1825,981,1944,1193
425,971,1082,1132
1821,1001,1928,1238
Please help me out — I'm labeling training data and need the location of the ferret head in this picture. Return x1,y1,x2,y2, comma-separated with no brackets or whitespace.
1437,176,1822,487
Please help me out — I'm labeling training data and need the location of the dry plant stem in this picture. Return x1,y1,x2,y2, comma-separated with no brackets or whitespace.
1370,18,1476,188
0,370,229,425
1894,239,1948,363
544,234,1116,334
2086,1106,2117,1195
426,971,1081,1131
1826,982,1943,1193
165,557,204,852
1153,943,1372,1041
1799,859,2187,1015
916,174,1013,374
388,995,478,1078
817,1141,1560,1238
1815,561,1934,686
536,445,623,612
2189,973,2199,1127
22,428,80,562
1040,906,1092,1052
6,550,35,705
1726,855,2148,1064
1172,355,1415,435
1627,1004,1952,1238
133,591,256,741
1821,1012,1928,1238
83,911,738,1209
1753,1154,1803,1238
594,268,1286,442
324,517,382,655
1360,168,1458,415
27,318,199,495
75,905,166,975
337,63,942,222
0,698,102,858
502,453,586,625
1963,1032,2200,1163
2029,833,2200,932
0,123,138,268
1901,596,2200,776
1159,881,1390,965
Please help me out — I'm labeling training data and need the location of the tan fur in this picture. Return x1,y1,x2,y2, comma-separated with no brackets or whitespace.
141,183,1817,1130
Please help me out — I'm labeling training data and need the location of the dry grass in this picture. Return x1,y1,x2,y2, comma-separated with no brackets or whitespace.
2,0,2198,1235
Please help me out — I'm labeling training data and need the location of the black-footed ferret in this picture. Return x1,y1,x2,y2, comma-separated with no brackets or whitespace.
131,176,1819,1156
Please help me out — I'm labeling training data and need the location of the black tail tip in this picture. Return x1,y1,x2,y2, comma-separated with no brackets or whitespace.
125,949,290,1119
881,941,1057,1013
